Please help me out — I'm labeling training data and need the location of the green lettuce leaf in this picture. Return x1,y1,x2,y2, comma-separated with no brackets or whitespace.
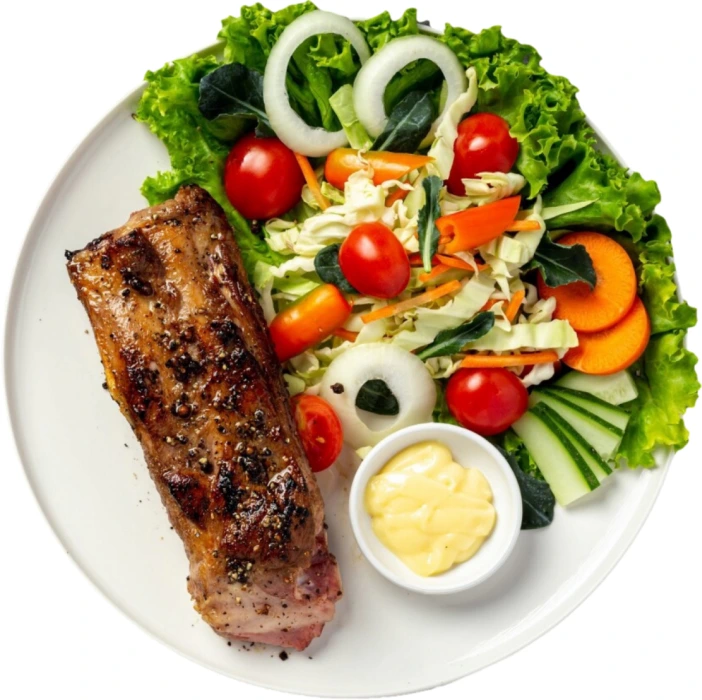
618,331,699,467
136,54,285,276
637,215,697,334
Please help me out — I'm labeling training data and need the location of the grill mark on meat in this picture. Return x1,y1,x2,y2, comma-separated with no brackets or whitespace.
66,186,341,650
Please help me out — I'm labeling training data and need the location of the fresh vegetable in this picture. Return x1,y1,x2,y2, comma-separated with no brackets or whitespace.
436,254,485,271
329,84,373,150
361,280,462,324
291,394,344,472
537,232,636,332
446,114,519,196
529,235,597,290
555,370,639,406
224,134,305,220
314,244,357,293
319,343,436,448
446,367,528,436
497,446,555,530
506,220,542,232
542,387,630,432
371,91,435,154
530,390,622,461
564,297,651,375
269,284,352,362
355,379,400,416
324,149,432,190
333,328,359,343
459,351,559,369
262,10,371,156
416,312,495,361
354,35,467,142
338,222,410,299
198,62,272,137
504,289,525,323
437,196,521,254
513,405,600,506
417,175,443,271
295,153,331,210
418,265,451,283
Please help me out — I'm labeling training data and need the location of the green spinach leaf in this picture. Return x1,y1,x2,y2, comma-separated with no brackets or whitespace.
416,312,495,360
371,91,435,153
314,244,357,294
356,379,400,416
417,175,443,272
198,62,272,137
497,446,555,530
529,235,596,288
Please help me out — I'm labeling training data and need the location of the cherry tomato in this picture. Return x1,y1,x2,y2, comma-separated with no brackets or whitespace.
338,222,410,299
446,114,519,196
291,395,344,473
224,133,305,220
269,284,352,362
446,368,528,436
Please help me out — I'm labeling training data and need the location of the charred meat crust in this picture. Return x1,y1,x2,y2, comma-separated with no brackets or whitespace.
66,186,341,650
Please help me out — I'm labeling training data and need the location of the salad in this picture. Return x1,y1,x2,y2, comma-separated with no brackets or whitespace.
136,3,698,521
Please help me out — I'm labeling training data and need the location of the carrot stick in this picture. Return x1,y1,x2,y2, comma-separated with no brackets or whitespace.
361,280,462,324
386,187,410,207
333,328,359,343
436,254,488,272
505,219,542,232
460,351,560,368
295,153,331,210
480,299,501,312
419,264,451,283
505,290,526,323
325,149,433,191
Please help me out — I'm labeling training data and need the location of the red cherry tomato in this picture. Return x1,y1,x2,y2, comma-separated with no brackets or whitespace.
224,133,305,220
446,114,519,196
338,222,410,299
291,395,344,473
445,368,528,436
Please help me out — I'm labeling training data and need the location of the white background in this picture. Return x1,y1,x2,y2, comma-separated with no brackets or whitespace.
1,0,700,698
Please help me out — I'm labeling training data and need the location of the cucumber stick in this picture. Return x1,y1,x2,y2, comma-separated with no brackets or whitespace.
555,370,638,406
530,390,622,461
536,403,613,483
542,387,631,432
512,407,600,506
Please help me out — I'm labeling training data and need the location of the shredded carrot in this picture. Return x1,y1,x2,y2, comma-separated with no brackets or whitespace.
333,328,359,343
505,290,526,323
480,298,501,312
294,153,330,210
460,351,560,368
504,219,542,232
436,254,488,272
386,187,410,207
419,264,451,283
361,280,462,324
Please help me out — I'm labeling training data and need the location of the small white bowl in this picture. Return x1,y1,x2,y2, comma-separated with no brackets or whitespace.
349,423,523,595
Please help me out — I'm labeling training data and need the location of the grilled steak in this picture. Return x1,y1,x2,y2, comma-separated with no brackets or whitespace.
66,185,342,650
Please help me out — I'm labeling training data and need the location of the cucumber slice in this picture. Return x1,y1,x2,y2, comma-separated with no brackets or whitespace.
530,390,622,461
512,408,599,506
555,370,638,406
542,387,630,432
536,403,613,483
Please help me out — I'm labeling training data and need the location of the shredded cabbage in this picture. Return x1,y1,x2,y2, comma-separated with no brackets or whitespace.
441,172,526,214
466,320,578,352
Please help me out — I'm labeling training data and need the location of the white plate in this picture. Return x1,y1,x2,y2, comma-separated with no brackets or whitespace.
4,63,671,698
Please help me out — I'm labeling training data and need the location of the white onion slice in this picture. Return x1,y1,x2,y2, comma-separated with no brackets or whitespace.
263,11,371,156
319,343,436,449
353,35,468,140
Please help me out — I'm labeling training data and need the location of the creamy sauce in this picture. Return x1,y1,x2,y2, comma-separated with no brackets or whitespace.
365,441,496,577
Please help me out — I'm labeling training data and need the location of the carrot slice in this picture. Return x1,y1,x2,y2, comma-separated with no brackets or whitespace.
505,290,526,323
437,196,521,253
460,351,559,368
361,280,461,324
537,232,637,333
295,153,330,210
419,264,451,283
333,328,359,343
505,219,542,232
564,297,650,375
386,187,410,207
325,149,433,191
